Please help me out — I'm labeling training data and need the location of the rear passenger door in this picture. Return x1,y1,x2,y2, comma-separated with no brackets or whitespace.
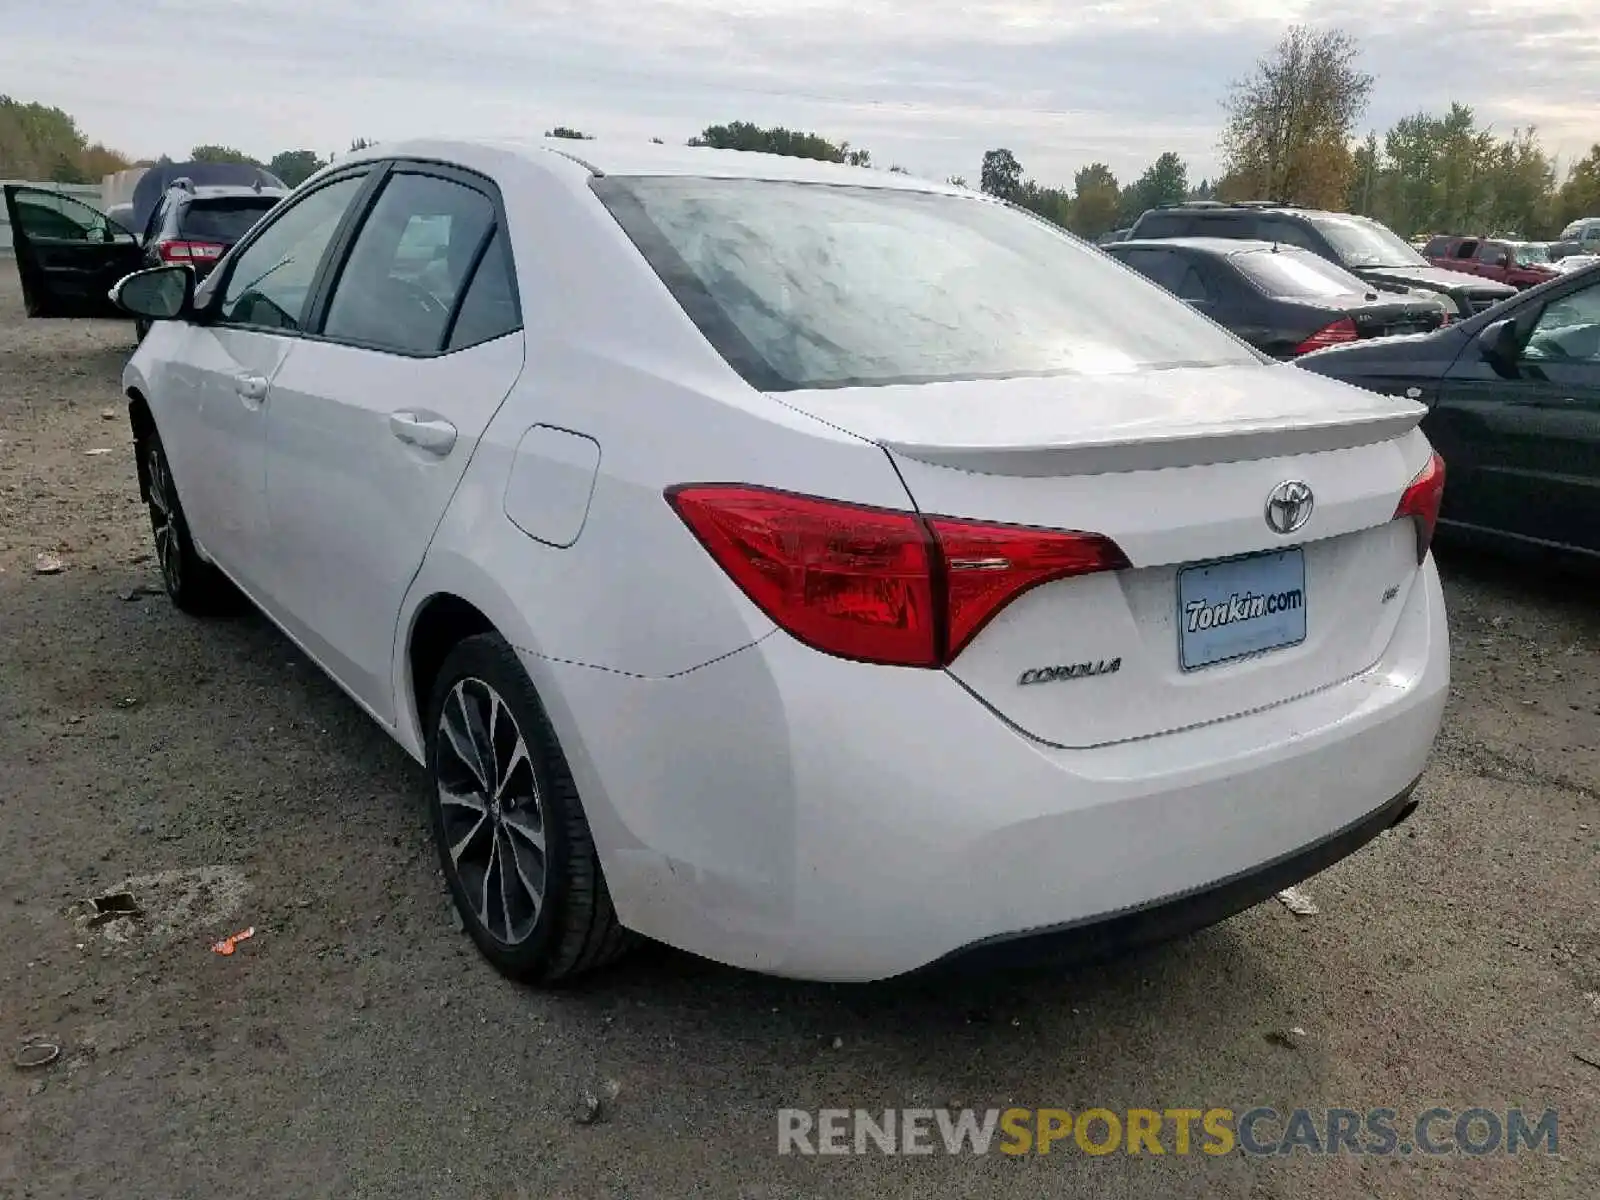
259,162,526,721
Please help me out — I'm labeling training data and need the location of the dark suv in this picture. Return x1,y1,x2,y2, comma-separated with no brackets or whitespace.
1127,202,1516,318
140,181,287,280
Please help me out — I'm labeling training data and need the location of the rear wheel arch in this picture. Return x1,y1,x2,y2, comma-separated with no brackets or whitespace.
406,592,497,738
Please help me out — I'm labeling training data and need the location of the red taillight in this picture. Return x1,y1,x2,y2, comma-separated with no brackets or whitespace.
157,240,225,263
665,485,1128,667
926,515,1128,659
1293,317,1360,355
1394,451,1446,563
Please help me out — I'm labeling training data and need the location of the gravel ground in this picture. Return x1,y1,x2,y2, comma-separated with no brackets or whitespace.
0,269,1596,1199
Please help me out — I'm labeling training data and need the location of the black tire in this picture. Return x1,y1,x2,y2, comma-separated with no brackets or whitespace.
426,633,633,983
141,428,236,616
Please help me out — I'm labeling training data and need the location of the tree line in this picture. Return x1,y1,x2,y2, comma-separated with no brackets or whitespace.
6,27,1597,244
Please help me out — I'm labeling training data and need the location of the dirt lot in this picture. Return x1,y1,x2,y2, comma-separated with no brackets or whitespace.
0,268,1596,1199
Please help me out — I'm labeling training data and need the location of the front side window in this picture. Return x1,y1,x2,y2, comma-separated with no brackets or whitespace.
596,178,1261,390
1476,242,1508,265
1310,214,1427,269
12,189,135,244
1231,247,1369,299
219,174,366,331
321,172,497,354
1525,280,1600,363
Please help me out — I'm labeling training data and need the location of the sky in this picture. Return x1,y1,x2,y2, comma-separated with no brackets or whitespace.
4,0,1598,188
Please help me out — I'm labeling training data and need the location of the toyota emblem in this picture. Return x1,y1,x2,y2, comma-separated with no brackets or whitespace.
1264,480,1314,535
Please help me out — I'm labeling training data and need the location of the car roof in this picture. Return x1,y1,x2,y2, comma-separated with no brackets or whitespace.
1114,237,1300,257
171,184,289,201
344,137,971,195
1146,203,1337,219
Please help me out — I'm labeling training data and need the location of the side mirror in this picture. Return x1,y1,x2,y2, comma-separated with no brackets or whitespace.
1494,254,1510,268
1477,318,1522,377
111,266,195,322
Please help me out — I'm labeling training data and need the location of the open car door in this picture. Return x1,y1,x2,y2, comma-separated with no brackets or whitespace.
4,185,145,318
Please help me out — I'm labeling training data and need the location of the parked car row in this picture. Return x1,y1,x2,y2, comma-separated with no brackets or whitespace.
2,161,286,334
1125,202,1517,317
1422,235,1560,290
1299,256,1599,560
1106,238,1448,359
1112,200,1597,564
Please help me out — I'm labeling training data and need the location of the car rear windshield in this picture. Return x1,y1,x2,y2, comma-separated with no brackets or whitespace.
179,198,280,243
593,177,1261,390
1309,215,1427,269
1230,246,1372,299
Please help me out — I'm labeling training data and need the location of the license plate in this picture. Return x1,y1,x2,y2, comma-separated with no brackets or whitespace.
1177,549,1307,671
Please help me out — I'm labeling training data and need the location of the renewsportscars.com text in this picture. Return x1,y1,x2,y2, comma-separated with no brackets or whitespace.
777,1106,1558,1157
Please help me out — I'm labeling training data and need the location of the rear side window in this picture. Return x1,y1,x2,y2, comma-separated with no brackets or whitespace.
1130,212,1192,238
595,177,1261,390
446,228,521,351
1111,247,1186,291
1257,218,1320,252
1172,264,1213,303
1231,247,1370,299
180,199,280,243
322,172,497,355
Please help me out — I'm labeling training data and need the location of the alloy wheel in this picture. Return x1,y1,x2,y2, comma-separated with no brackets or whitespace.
435,677,547,945
147,443,182,594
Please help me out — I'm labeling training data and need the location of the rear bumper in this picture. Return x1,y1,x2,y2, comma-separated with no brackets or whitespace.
922,774,1420,975
531,560,1449,982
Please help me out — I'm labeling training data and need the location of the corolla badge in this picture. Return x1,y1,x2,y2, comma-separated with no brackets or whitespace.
1264,480,1314,535
1017,658,1121,686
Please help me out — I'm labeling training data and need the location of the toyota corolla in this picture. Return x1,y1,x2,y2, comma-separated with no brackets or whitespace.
111,139,1450,983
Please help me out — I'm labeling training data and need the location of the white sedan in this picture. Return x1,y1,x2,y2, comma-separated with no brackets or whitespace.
112,139,1449,983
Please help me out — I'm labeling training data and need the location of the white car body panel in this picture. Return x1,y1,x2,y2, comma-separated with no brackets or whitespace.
149,322,295,589
120,138,1450,980
533,562,1446,980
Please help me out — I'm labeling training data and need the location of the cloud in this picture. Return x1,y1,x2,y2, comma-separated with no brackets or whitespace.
2,0,1595,187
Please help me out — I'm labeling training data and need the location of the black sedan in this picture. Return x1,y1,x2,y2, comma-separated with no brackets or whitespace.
1107,238,1449,360
1297,262,1600,559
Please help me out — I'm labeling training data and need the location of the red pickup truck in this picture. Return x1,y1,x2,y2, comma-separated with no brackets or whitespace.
1422,235,1560,289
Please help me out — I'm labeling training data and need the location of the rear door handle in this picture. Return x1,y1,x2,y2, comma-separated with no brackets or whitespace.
389,411,457,456
235,373,269,401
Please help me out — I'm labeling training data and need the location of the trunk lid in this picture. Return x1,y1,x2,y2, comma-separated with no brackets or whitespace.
1334,295,1448,339
777,365,1430,747
1354,265,1515,315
